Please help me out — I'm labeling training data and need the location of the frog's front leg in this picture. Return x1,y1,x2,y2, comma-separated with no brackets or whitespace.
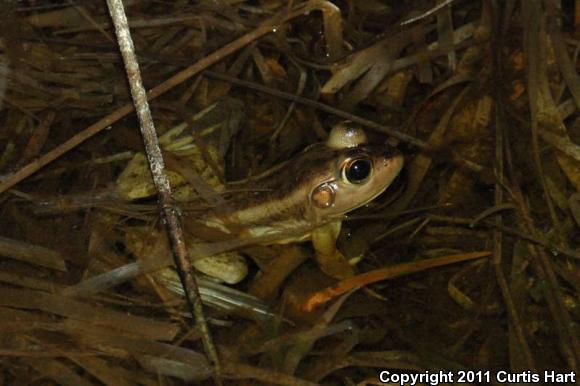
311,221,354,279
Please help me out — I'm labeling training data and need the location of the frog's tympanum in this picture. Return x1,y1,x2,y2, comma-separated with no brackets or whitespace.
119,100,403,284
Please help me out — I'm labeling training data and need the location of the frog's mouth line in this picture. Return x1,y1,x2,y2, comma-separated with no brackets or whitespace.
382,167,407,202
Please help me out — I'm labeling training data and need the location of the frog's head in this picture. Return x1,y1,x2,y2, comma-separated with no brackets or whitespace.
217,121,403,231
307,121,404,221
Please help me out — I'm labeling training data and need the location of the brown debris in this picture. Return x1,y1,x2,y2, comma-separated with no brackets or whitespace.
0,0,579,384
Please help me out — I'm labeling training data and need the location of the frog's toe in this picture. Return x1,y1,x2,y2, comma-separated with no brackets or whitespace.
317,250,354,280
347,254,363,266
193,252,248,284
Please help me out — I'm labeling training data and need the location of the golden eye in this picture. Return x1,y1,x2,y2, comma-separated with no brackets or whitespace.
343,158,372,184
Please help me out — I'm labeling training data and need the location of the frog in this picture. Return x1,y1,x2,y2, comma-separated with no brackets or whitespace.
118,100,404,283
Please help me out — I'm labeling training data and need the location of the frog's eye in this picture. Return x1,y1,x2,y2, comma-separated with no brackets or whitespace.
343,158,372,184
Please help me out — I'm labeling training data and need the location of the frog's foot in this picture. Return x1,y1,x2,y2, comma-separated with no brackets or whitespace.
347,254,363,266
316,249,354,280
192,252,248,285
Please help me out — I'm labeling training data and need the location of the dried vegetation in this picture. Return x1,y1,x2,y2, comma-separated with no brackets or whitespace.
0,0,579,385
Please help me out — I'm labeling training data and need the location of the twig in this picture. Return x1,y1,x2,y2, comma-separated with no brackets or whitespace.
400,0,458,27
511,185,580,372
203,70,488,176
0,2,317,195
520,1,579,370
304,251,491,311
0,55,8,111
105,0,221,382
428,214,580,260
66,0,115,44
204,70,426,148
522,1,561,235
491,0,536,371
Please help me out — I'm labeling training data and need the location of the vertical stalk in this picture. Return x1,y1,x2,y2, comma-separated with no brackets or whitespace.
105,0,222,383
